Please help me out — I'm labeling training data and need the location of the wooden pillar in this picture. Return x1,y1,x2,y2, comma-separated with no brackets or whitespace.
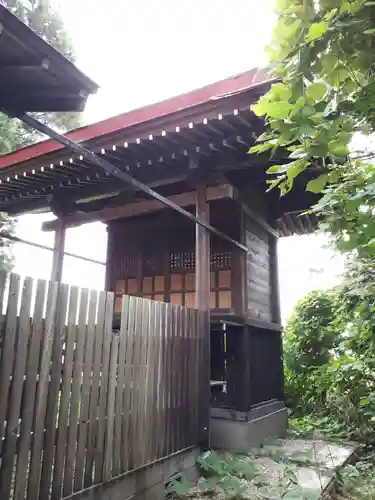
269,233,281,325
50,219,66,282
195,184,211,448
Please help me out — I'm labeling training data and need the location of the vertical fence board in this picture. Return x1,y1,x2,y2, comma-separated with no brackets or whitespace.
39,283,69,500
155,303,164,460
129,297,143,469
182,306,189,449
0,277,33,500
121,296,135,472
27,280,59,500
141,299,153,466
84,291,106,487
74,290,98,492
103,334,118,481
14,280,46,500
0,274,20,455
113,297,127,476
51,286,79,500
165,305,173,456
63,288,89,497
93,292,114,483
136,299,149,468
150,301,161,462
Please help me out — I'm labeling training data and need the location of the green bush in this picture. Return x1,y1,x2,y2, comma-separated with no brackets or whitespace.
284,258,375,443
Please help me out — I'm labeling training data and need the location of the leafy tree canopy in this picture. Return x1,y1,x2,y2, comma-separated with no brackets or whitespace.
251,0,375,257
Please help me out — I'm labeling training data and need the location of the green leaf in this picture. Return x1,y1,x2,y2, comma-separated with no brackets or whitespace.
306,22,329,42
270,82,292,101
306,82,327,102
306,174,329,193
266,101,292,119
287,159,309,181
364,28,375,34
252,99,268,117
249,142,274,154
329,142,349,157
267,165,281,174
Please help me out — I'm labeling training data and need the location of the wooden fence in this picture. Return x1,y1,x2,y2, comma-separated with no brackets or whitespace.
0,272,208,500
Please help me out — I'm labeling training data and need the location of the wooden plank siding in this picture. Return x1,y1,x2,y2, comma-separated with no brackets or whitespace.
107,200,243,318
0,272,207,500
245,216,273,323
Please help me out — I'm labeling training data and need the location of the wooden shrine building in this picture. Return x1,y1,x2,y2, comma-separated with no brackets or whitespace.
0,67,317,448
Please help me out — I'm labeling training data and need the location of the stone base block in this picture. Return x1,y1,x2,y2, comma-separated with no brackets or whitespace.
210,401,288,451
67,447,200,500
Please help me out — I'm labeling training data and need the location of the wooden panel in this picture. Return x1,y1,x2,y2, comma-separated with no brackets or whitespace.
142,276,153,293
115,280,126,293
104,334,119,480
115,296,123,313
170,293,182,305
185,293,195,309
210,271,216,289
155,275,165,292
14,280,46,500
127,278,138,294
74,291,98,491
219,291,232,309
185,273,195,291
39,284,69,500
27,281,59,499
210,292,216,309
94,293,114,482
246,216,272,323
52,286,79,500
0,277,33,500
170,274,183,290
154,294,164,302
219,270,231,288
0,274,20,456
63,288,89,497
84,291,106,487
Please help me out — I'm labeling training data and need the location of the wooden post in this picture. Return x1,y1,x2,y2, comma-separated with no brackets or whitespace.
269,233,281,325
51,219,66,282
195,184,210,448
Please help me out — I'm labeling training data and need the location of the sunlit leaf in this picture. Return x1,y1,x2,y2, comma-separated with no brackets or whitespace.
306,22,329,42
306,82,327,102
287,159,310,181
267,165,282,174
306,174,329,193
266,101,293,118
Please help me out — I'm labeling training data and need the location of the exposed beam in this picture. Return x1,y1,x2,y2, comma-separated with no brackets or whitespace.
241,203,279,238
42,184,234,232
17,113,248,252
0,233,105,266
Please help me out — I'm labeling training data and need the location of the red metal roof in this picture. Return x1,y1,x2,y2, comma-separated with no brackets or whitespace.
0,67,271,169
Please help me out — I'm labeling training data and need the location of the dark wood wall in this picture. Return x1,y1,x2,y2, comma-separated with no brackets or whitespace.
105,199,244,316
245,216,272,323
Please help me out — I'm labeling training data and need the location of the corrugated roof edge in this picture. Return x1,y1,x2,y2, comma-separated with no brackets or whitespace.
0,67,273,169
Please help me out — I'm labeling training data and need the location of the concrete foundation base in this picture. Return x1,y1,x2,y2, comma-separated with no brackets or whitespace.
210,400,288,451
65,447,200,500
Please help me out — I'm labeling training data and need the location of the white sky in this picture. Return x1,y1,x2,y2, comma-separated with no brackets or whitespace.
11,0,344,322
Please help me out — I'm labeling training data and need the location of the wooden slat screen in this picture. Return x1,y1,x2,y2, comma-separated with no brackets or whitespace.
0,271,208,500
